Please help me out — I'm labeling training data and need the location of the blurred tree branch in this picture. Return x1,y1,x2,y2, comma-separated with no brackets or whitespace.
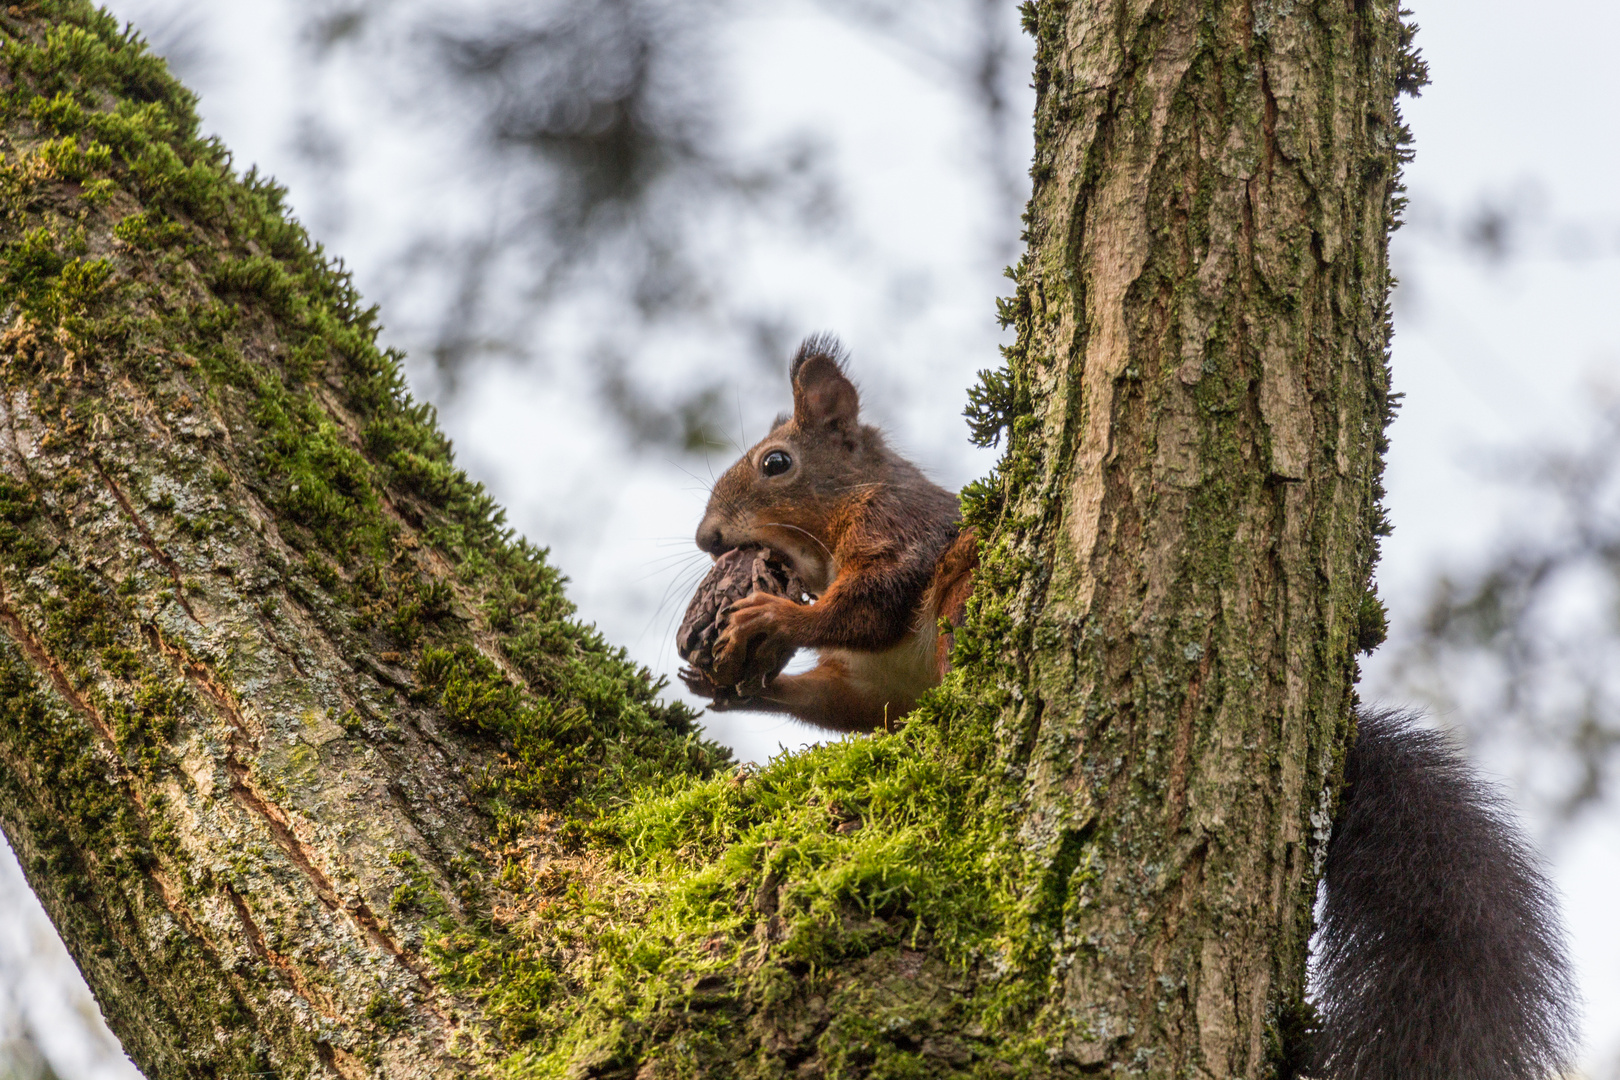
1387,399,1620,821
281,0,1027,454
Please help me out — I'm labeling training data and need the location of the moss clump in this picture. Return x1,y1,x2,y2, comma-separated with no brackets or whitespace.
462,580,1076,1077
387,851,449,917
0,476,51,567
1356,587,1390,655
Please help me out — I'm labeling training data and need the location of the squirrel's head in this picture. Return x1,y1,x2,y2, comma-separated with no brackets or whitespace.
696,335,885,594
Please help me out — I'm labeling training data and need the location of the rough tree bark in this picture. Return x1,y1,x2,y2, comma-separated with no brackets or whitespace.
979,0,1407,1070
0,2,1406,1078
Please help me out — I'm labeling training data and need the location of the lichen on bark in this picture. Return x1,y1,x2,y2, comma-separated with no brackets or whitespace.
0,1,1411,1077
963,0,1410,1071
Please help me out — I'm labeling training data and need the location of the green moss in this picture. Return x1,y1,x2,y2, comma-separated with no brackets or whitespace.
464,633,1072,1077
0,477,50,567
1355,586,1390,655
387,851,448,917
3,226,69,292
363,991,409,1033
34,132,112,179
40,563,119,655
4,18,189,113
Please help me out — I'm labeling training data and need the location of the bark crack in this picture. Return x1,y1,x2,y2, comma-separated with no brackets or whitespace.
0,612,274,1050
0,592,116,745
316,1041,371,1080
224,883,345,1022
223,754,428,979
94,460,202,625
145,623,259,741
1166,642,1213,833
1258,60,1279,182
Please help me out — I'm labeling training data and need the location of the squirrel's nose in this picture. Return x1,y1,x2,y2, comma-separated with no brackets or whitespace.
696,519,727,555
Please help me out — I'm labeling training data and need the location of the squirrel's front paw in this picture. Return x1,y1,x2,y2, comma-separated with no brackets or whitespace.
679,664,722,699
680,665,761,713
712,591,801,687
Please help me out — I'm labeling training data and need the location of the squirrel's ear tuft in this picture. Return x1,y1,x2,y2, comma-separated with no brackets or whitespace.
791,335,859,434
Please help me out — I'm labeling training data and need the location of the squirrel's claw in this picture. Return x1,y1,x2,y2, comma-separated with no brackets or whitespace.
678,664,721,699
679,664,765,712
711,591,798,686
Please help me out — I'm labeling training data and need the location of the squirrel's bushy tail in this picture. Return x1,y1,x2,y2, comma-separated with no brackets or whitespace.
1314,709,1579,1080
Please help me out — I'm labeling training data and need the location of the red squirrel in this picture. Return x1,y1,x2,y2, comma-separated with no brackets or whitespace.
685,335,975,731
684,336,1577,1080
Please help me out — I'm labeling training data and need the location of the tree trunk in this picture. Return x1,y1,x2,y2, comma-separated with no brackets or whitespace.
979,0,1404,1070
0,2,1404,1078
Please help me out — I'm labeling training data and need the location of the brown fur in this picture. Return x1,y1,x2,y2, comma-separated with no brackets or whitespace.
692,336,972,730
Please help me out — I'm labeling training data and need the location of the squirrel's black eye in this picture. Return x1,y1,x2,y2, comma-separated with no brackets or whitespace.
761,450,793,477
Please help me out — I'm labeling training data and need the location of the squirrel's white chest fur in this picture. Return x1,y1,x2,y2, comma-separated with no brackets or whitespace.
816,615,940,725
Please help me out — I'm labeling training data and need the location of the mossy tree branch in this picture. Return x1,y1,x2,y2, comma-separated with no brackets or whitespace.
0,5,727,1077
0,1,1404,1078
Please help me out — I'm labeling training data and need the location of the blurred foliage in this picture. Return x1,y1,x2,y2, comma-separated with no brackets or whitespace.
0,998,64,1080
1386,400,1620,822
278,0,1026,452
0,1039,62,1080
1402,183,1620,265
1380,176,1620,831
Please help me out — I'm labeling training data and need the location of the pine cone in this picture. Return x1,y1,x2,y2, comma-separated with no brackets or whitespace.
677,547,808,699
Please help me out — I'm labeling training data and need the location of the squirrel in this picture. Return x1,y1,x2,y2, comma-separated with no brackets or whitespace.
684,335,1579,1080
687,333,976,731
